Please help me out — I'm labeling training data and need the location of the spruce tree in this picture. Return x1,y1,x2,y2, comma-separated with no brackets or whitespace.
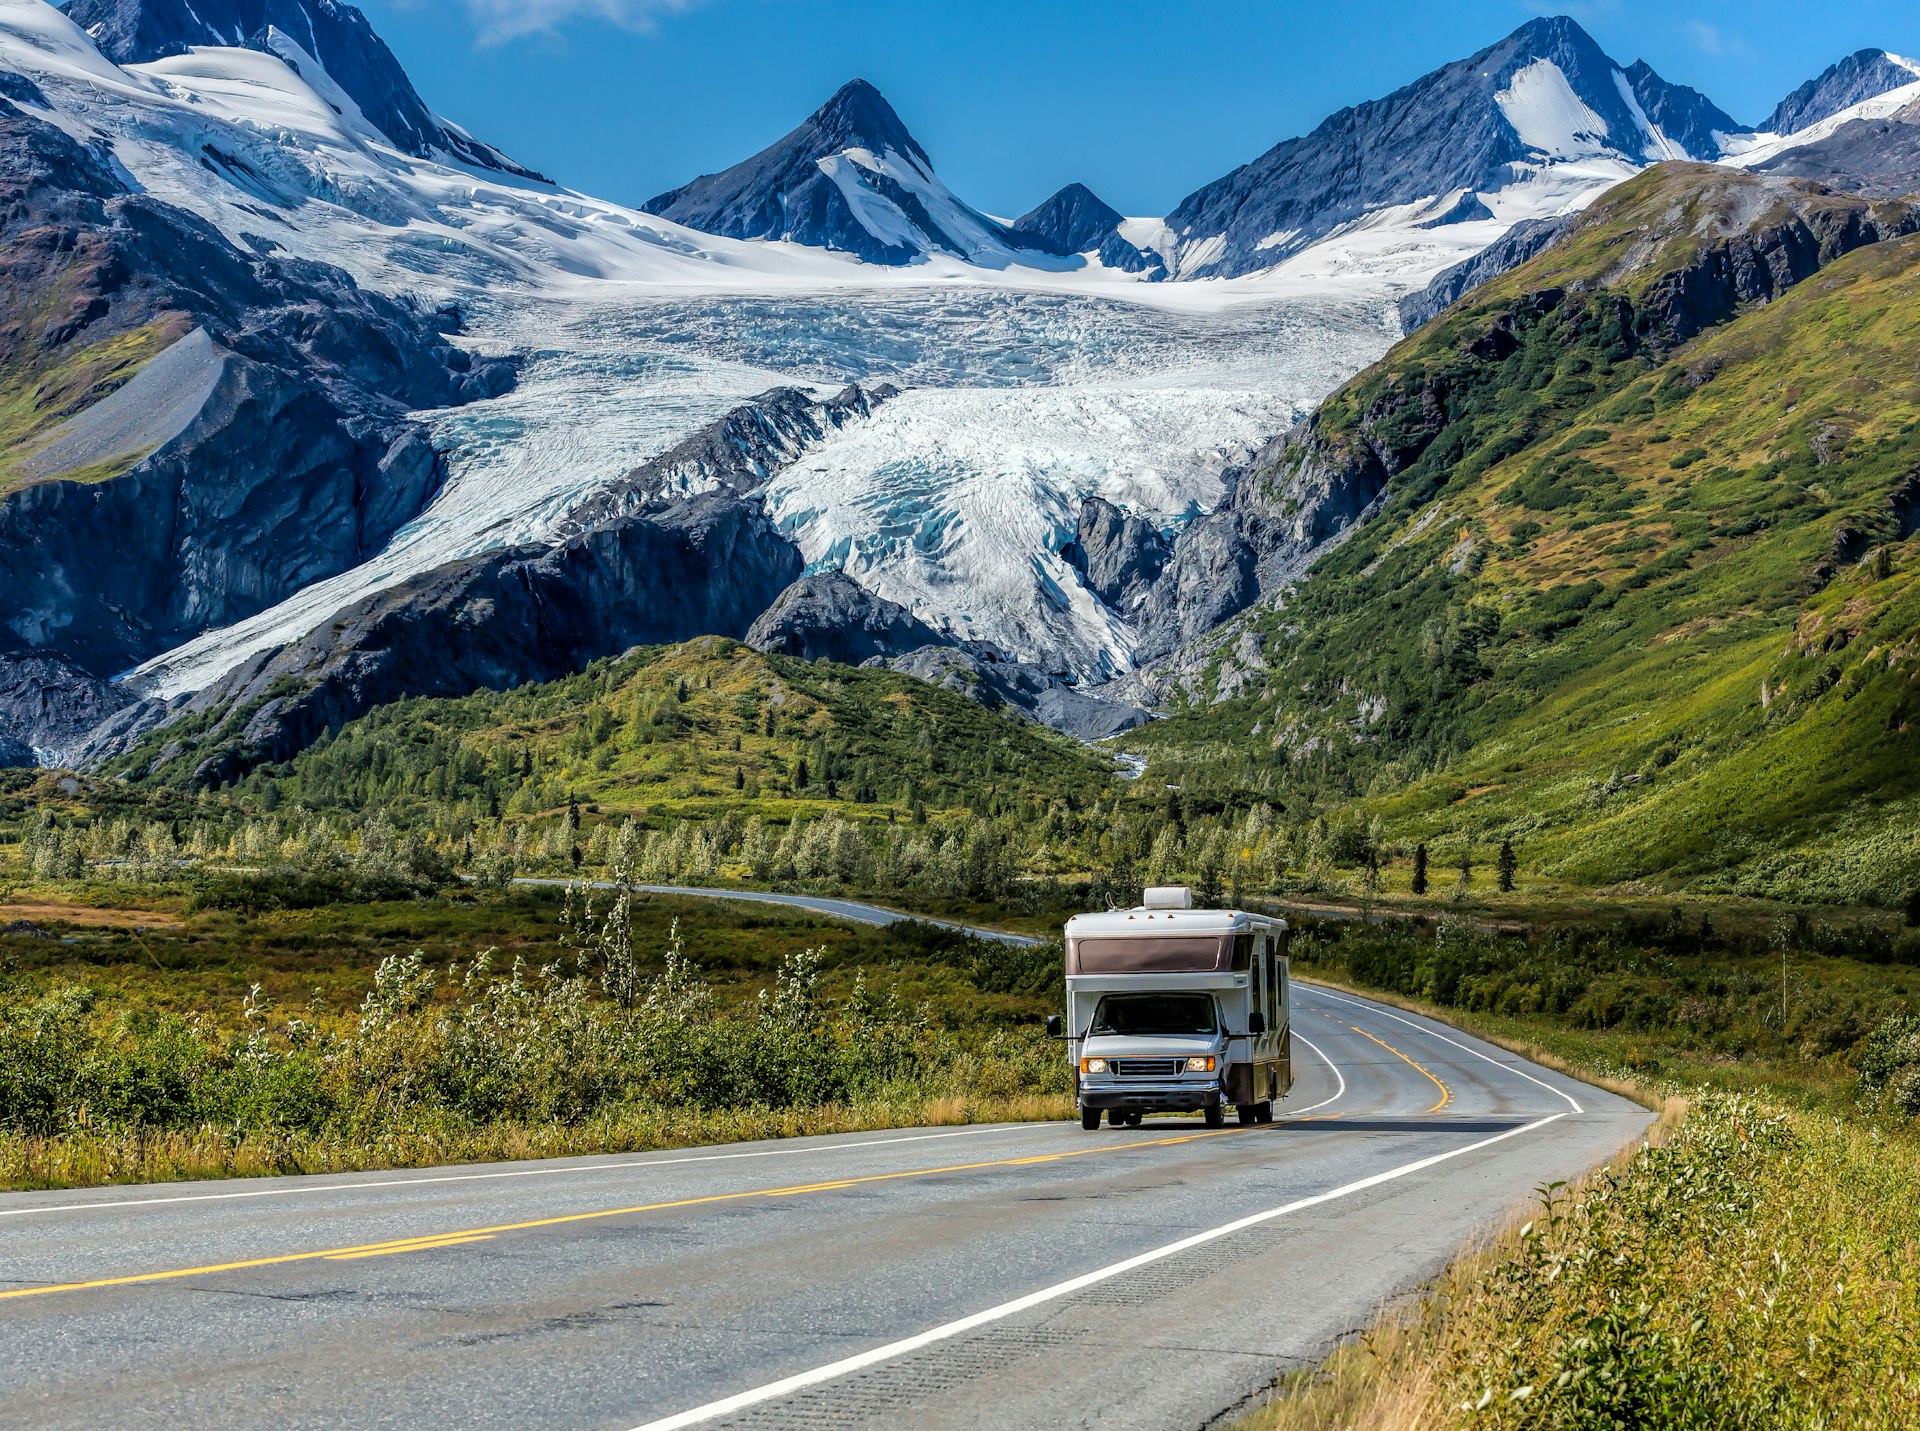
1498,839,1517,893
1906,887,1920,929
1457,847,1472,889
1412,843,1429,896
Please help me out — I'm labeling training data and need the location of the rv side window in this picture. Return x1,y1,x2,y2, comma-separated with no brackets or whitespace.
1266,941,1280,1028
1089,993,1219,1037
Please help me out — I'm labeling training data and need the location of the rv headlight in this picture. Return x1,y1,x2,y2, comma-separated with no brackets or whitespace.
1186,1056,1216,1073
1081,1057,1108,1075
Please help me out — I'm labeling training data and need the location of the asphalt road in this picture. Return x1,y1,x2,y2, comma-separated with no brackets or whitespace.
512,878,1044,946
0,979,1651,1429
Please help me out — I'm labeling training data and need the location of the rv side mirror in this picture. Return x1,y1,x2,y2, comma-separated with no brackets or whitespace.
1248,1011,1267,1036
1046,1015,1063,1038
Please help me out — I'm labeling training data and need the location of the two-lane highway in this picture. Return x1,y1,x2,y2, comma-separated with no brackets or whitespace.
0,983,1651,1429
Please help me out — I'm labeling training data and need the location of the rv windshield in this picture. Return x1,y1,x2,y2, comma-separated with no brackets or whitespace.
1089,992,1219,1037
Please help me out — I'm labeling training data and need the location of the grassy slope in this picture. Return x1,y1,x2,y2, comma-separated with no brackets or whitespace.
126,638,1120,828
1130,166,1920,905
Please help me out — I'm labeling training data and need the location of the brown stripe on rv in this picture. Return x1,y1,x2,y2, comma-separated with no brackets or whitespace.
1067,935,1240,974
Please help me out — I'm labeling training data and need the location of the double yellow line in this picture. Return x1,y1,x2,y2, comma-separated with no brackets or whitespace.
2,1122,1282,1304
1348,1024,1453,1113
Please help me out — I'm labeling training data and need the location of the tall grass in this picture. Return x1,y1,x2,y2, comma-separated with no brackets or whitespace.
1248,1093,1920,1429
0,927,1071,1191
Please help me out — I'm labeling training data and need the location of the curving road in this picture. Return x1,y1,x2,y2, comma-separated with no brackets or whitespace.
0,979,1651,1429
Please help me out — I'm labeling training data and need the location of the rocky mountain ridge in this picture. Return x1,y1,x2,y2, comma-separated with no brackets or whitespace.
0,89,512,759
62,0,546,178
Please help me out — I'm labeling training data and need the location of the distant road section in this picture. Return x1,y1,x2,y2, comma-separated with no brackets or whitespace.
513,877,1044,946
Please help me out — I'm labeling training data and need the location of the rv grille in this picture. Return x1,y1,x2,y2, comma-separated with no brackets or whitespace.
1111,1058,1182,1078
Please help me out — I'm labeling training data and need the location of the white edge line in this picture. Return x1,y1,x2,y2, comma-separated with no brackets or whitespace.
626,1109,1572,1431
0,1125,1028,1220
1282,1029,1346,1116
1304,985,1583,1115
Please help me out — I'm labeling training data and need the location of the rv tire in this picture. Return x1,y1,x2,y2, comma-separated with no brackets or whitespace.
1203,1103,1225,1128
1256,1101,1275,1124
1080,1106,1102,1130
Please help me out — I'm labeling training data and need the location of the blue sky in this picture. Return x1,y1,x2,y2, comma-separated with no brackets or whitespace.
359,1,1920,216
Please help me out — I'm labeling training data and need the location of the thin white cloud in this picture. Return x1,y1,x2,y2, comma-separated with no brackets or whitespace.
439,0,709,45
1679,20,1755,61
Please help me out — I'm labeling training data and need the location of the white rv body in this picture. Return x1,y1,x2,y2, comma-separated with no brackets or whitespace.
1060,888,1292,1129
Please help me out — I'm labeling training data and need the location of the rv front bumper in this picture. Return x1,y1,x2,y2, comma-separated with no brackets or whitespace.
1077,1080,1223,1113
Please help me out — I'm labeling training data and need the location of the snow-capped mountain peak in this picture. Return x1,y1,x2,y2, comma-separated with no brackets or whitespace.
1763,49,1920,135
642,78,1069,269
60,0,546,178
1164,14,1739,280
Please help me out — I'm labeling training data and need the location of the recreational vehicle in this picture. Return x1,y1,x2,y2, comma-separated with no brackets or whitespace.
1048,886,1291,1130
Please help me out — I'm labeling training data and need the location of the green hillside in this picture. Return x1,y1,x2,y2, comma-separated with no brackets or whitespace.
121,636,1119,835
1131,165,1920,906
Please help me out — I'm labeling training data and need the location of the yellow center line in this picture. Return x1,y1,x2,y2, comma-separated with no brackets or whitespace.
325,1235,497,1262
2,1121,1301,1304
1349,1024,1452,1113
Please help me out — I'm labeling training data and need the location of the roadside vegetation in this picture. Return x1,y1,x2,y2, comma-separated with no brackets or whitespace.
0,869,1067,1191
1242,914,1920,1430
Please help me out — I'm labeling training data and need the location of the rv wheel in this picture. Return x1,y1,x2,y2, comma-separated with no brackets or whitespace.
1081,1107,1102,1130
1125,1111,1143,1127
1109,1109,1130,1128
1204,1103,1225,1128
1256,1101,1275,1124
1235,1104,1256,1125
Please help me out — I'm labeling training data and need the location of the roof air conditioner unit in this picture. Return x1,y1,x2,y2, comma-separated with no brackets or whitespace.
1142,885,1194,910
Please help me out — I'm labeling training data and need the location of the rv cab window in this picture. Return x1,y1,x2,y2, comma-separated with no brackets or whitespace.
1089,993,1219,1037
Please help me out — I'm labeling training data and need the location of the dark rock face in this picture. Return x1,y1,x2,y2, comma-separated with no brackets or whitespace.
0,98,514,682
642,79,1038,265
1009,182,1165,277
1011,183,1125,255
746,571,943,665
0,653,138,767
1757,99,1920,197
1623,61,1740,158
875,646,1148,742
63,0,545,179
172,492,805,784
1062,497,1170,615
98,383,893,779
1166,16,1730,278
1399,215,1572,332
1135,426,1386,662
1764,50,1920,135
574,383,894,524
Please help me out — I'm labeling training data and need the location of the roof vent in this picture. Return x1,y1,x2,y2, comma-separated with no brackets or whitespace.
1142,885,1193,911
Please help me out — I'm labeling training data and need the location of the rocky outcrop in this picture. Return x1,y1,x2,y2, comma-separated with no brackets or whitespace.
1011,183,1126,255
1134,427,1388,661
153,491,804,785
1062,497,1170,615
746,572,943,666
0,97,513,682
0,653,140,768
1399,215,1571,331
573,383,894,522
63,0,546,179
1756,98,1920,198
875,646,1148,742
1763,50,1920,135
